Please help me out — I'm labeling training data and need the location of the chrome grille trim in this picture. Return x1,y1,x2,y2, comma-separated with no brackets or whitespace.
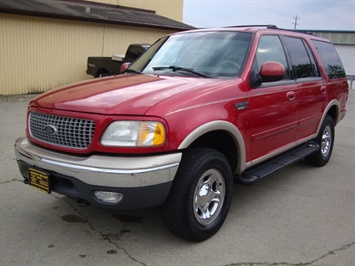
29,112,95,149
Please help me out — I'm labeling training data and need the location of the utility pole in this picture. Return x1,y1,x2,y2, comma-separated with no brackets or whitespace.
293,15,300,29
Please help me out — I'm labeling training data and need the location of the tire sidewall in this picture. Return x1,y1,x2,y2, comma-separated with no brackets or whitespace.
306,115,335,166
184,149,233,241
317,116,334,164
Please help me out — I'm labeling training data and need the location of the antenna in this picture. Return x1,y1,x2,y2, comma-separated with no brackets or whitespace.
293,15,300,29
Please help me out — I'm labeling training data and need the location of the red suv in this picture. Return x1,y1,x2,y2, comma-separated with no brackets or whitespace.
15,25,349,241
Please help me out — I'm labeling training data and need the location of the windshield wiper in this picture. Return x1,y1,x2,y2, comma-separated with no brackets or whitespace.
152,66,211,78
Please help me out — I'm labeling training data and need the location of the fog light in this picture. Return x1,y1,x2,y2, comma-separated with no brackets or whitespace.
94,191,123,203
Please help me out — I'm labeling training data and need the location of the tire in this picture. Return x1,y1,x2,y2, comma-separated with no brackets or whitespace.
164,148,233,242
305,115,335,167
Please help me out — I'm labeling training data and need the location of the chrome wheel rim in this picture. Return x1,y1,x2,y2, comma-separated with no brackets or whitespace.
321,125,332,158
193,169,225,225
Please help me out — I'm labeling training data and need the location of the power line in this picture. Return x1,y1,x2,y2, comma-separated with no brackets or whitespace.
217,0,294,26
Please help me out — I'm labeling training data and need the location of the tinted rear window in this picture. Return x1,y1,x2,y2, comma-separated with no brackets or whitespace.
311,40,346,79
284,37,320,79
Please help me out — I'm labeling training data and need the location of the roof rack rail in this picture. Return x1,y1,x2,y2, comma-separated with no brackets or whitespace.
224,25,278,29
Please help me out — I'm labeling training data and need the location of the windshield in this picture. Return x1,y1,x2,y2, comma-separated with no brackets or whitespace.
129,31,252,78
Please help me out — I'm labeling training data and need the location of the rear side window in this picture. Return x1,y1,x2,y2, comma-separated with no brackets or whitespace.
311,40,346,79
284,37,320,79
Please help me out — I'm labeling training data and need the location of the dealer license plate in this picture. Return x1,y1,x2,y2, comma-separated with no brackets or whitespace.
28,168,51,193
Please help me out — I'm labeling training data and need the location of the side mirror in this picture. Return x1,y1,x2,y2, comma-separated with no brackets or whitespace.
120,62,131,73
259,61,285,82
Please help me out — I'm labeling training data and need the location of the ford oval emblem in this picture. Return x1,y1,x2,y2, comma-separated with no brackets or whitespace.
44,125,58,135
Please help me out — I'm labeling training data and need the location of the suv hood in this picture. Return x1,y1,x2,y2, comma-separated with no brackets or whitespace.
30,74,220,115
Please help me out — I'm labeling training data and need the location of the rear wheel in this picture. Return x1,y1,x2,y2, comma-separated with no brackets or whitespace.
305,115,334,166
164,148,233,242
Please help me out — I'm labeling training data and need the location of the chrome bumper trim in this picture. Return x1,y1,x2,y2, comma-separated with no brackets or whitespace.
15,137,181,188
40,158,179,175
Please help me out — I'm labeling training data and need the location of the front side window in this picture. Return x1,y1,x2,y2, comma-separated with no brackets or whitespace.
130,31,253,78
311,40,346,79
284,37,320,79
254,35,290,79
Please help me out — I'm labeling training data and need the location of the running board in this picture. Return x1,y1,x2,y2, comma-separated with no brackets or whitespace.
236,141,320,185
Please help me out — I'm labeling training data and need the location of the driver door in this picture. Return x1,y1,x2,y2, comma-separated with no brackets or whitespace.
247,35,298,161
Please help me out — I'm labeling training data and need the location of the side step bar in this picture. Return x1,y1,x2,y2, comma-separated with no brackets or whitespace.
235,141,320,185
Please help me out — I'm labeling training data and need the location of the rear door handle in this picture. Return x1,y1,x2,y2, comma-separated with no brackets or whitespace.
286,91,295,100
321,86,327,94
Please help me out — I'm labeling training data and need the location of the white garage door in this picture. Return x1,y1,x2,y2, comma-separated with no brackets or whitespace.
335,44,355,76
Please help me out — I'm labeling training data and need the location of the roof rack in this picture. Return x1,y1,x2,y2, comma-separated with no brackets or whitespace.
224,25,278,29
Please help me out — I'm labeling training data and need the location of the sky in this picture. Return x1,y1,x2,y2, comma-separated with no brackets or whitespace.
183,0,355,30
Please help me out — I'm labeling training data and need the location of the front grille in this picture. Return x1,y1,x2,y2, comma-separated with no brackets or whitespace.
29,112,95,149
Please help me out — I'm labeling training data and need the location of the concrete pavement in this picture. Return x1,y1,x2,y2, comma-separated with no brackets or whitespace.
0,90,354,266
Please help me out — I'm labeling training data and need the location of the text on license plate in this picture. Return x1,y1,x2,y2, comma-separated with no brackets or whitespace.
28,168,50,193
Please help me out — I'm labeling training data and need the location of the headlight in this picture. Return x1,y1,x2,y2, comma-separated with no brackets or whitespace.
101,121,165,147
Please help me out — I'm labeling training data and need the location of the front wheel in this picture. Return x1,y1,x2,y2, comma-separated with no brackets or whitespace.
164,148,233,242
305,115,335,167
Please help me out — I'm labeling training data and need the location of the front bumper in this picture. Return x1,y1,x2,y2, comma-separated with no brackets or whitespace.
15,137,181,210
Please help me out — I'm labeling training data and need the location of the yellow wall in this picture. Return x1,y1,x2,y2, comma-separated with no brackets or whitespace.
0,14,174,95
86,0,184,22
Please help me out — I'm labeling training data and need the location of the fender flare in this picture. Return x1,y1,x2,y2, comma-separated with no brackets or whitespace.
317,100,340,135
177,120,246,173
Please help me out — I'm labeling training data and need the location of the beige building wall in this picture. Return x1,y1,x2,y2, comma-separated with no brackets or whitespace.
0,14,174,95
86,0,184,22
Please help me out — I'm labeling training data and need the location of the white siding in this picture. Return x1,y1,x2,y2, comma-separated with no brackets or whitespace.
335,44,355,76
